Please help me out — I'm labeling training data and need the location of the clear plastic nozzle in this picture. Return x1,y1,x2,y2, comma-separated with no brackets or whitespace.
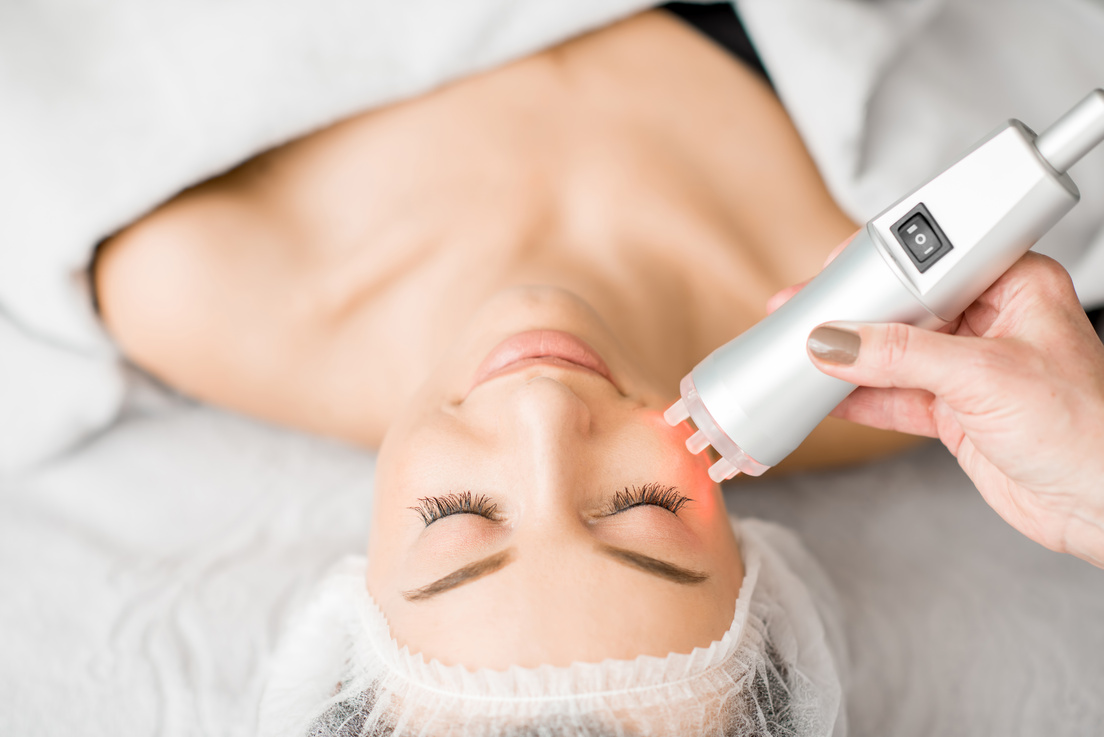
1035,89,1104,174
685,430,711,455
663,399,690,426
708,457,739,484
664,375,771,481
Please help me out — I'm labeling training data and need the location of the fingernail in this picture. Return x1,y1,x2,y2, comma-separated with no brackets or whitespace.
808,324,860,365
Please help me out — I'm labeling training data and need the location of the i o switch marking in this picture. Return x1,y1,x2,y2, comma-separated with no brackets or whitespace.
892,203,953,273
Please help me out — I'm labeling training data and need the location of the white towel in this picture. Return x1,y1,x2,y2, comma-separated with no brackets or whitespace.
3,0,1103,471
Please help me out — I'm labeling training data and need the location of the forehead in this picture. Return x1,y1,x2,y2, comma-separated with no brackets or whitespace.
379,545,738,670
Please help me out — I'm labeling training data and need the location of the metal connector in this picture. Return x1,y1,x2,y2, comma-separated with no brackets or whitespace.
1035,89,1104,174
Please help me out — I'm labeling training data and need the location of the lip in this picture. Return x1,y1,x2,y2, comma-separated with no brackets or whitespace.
469,330,617,393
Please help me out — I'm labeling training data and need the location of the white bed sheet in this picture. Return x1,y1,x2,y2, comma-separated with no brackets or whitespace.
2,376,1102,736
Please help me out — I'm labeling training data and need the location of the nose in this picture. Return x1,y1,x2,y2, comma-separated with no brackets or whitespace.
510,376,593,439
504,375,595,523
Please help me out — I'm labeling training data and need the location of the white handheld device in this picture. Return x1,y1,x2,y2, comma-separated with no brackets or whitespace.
664,90,1104,482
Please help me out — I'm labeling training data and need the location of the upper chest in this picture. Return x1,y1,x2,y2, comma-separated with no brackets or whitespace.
220,12,844,300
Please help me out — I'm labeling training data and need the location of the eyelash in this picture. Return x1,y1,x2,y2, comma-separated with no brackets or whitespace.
608,483,691,516
411,484,691,526
411,491,500,526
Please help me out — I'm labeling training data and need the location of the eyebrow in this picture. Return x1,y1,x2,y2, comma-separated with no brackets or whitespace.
402,542,708,603
402,548,516,601
598,545,709,584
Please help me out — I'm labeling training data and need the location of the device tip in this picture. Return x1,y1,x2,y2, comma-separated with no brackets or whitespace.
708,457,739,483
663,398,690,427
1035,89,1104,174
685,430,710,455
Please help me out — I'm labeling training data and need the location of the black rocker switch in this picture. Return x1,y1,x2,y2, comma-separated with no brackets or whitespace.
893,204,953,273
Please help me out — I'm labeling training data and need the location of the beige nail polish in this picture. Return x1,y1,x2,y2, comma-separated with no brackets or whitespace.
807,325,860,365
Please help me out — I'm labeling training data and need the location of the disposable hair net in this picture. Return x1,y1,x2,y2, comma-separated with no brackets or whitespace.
260,519,848,736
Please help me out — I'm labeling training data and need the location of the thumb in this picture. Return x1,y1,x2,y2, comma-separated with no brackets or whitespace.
806,321,984,399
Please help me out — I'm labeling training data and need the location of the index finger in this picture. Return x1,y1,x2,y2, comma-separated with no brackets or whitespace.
821,231,857,268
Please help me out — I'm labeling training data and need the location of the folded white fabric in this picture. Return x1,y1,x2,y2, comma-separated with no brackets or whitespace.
0,317,124,469
259,519,848,737
4,0,1103,470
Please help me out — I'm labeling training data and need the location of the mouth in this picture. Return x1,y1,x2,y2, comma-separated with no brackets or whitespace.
469,330,617,393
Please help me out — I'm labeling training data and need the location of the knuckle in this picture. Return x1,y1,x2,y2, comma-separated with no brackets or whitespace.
1028,255,1077,300
875,322,913,371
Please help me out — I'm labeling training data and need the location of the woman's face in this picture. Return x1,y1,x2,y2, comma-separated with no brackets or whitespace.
367,287,743,670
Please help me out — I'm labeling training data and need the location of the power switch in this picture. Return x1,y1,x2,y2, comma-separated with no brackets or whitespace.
899,214,939,261
892,203,953,273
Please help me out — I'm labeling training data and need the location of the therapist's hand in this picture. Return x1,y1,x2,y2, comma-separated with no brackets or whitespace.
801,252,1104,568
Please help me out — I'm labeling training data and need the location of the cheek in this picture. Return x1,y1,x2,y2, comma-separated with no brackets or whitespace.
373,406,462,499
637,409,717,484
630,411,732,532
368,426,427,563
370,412,493,553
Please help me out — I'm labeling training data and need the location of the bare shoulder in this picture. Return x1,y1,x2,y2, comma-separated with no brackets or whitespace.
93,164,357,435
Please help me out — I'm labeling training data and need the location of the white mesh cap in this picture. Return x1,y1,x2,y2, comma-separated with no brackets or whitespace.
260,519,848,737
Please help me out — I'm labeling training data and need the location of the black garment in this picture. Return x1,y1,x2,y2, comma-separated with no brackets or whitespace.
1088,306,1103,328
662,2,772,88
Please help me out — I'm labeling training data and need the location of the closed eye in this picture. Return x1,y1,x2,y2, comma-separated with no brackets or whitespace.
411,491,500,526
607,483,691,516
